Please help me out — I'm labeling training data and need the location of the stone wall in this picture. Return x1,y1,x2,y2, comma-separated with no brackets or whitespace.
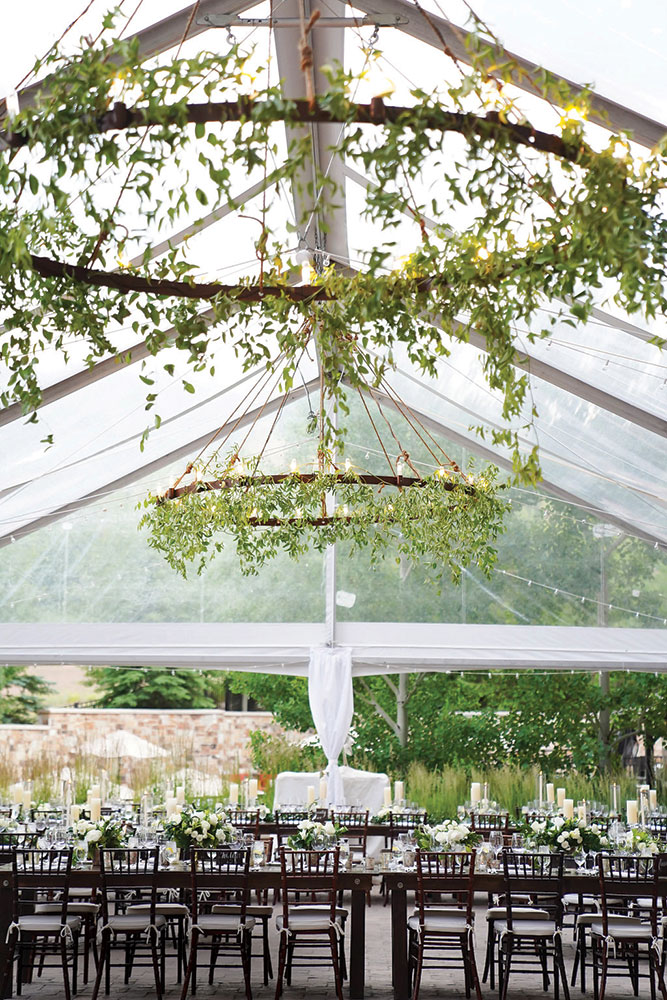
0,707,282,774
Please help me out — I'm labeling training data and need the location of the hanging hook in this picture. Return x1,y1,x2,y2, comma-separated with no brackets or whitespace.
226,25,236,46
369,25,380,48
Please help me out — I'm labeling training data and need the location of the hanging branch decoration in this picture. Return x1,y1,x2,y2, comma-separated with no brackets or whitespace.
140,454,508,580
0,21,665,474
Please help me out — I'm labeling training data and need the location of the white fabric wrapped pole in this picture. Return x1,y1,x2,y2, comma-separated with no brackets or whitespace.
308,646,354,807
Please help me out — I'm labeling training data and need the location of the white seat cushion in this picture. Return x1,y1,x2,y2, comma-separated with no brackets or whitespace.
590,921,653,941
276,911,344,933
196,913,255,933
35,902,100,916
563,894,598,908
576,913,638,928
212,903,274,919
494,920,556,938
408,913,470,934
19,914,82,934
107,914,167,934
486,907,549,921
128,902,190,916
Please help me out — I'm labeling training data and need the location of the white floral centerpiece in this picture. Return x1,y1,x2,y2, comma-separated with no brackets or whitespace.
287,818,347,850
163,806,235,852
71,817,126,859
524,815,610,854
620,828,661,856
414,820,481,851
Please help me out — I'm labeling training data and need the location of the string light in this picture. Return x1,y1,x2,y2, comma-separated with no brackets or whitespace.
496,568,667,624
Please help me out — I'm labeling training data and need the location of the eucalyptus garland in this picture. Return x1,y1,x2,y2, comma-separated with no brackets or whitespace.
139,456,508,580
0,16,665,485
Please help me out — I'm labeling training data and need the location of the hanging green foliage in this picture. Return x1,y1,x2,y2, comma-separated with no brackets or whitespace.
139,454,508,580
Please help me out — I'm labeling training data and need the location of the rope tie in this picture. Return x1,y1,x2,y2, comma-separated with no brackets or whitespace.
60,923,74,943
279,925,293,939
466,922,476,950
97,922,115,946
144,923,160,945
603,933,618,959
652,935,664,960
329,919,344,940
5,921,20,944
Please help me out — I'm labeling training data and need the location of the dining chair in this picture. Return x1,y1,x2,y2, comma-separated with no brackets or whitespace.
2,847,81,1000
589,853,667,1000
91,847,166,1000
471,812,511,836
275,847,345,1000
496,850,570,1000
180,846,254,1000
408,849,482,1000
274,809,329,849
228,809,261,838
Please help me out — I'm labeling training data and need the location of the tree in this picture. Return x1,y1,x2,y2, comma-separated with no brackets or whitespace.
0,665,52,723
87,667,218,709
609,674,667,783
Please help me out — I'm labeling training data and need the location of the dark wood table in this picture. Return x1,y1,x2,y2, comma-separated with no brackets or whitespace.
383,870,604,1000
0,866,372,999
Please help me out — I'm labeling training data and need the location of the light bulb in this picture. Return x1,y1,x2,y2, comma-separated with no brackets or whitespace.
345,458,351,472
396,461,403,476
290,458,298,473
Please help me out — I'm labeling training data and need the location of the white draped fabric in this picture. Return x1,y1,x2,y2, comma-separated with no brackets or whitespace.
308,646,354,806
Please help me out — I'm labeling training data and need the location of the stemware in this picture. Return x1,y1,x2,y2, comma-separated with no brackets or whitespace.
488,831,504,868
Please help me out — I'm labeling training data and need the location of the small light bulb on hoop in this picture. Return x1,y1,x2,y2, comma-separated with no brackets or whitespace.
345,458,352,472
396,461,403,476
290,458,298,473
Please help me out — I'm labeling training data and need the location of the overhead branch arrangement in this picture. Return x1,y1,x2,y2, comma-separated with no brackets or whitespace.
1,13,665,575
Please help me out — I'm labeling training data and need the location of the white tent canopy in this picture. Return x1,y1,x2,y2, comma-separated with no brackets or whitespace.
1,623,666,673
0,1,666,673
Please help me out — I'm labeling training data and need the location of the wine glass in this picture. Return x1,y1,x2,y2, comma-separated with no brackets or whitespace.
511,832,524,851
489,831,504,868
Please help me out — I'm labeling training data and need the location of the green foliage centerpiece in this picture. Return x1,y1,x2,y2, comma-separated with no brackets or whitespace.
163,805,236,852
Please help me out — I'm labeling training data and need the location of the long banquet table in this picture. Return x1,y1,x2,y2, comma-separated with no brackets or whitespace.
0,866,372,1000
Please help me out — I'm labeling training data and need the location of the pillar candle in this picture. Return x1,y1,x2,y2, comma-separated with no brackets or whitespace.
90,784,101,801
70,805,81,824
626,800,639,826
538,772,544,806
319,778,328,802
89,797,102,823
165,797,178,818
175,785,185,804
562,798,574,820
229,782,239,806
556,787,566,808
650,789,658,811
22,787,32,811
546,783,555,804
248,778,258,800
383,786,392,809
578,801,587,824
470,782,482,805
307,785,316,806
394,780,405,803
11,783,23,806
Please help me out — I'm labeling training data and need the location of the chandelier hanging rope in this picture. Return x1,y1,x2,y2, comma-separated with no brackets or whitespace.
140,320,508,580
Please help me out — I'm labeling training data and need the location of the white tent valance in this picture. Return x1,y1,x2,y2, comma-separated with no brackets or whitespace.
1,622,665,674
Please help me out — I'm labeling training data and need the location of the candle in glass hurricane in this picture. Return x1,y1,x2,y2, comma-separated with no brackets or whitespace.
229,782,239,806
556,787,566,808
626,800,639,826
562,798,574,820
90,784,101,801
394,780,405,804
383,785,392,809
546,783,555,804
89,797,101,823
319,777,328,802
70,804,81,824
650,789,658,811
470,782,482,805
307,785,316,806
175,785,185,805
248,778,258,802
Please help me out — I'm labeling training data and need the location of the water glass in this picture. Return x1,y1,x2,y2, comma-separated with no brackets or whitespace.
511,833,524,851
252,841,265,868
489,831,504,867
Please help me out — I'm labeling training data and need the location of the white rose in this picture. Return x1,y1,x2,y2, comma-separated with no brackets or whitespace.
323,822,335,836
209,813,218,826
170,812,182,825
571,829,581,841
552,817,565,831
86,829,102,843
201,821,210,833
216,828,226,842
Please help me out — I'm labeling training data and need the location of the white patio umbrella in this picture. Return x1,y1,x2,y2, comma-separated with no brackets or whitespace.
83,729,169,759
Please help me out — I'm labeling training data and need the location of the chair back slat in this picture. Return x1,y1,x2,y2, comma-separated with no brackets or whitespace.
502,850,565,929
471,812,510,833
13,848,73,924
597,852,664,935
279,848,339,928
227,809,260,837
332,810,368,856
190,847,251,924
415,850,475,924
99,847,159,926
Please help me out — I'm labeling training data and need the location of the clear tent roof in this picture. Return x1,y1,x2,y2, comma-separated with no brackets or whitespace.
0,0,666,671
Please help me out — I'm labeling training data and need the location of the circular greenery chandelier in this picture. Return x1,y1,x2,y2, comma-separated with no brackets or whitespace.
1,10,665,577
